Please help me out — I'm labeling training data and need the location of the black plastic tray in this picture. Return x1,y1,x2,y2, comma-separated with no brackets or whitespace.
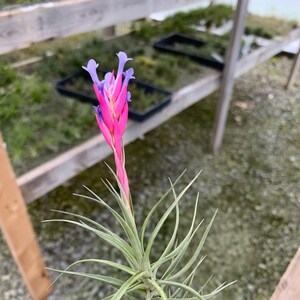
56,70,172,122
153,33,224,70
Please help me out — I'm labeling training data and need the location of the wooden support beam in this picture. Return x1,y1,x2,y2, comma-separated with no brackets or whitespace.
270,247,300,300
286,42,300,89
102,25,116,38
211,0,249,152
0,0,200,55
16,27,300,203
0,136,52,299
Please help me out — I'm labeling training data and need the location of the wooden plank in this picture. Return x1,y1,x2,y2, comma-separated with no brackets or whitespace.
236,28,300,78
16,27,300,203
0,0,200,55
0,136,52,300
102,26,116,38
211,0,249,152
10,56,43,69
286,43,300,89
270,247,300,300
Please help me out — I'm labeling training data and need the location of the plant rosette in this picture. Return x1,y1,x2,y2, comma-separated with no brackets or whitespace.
45,52,235,299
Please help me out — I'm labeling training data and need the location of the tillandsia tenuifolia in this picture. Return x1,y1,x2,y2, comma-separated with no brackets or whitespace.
45,52,235,299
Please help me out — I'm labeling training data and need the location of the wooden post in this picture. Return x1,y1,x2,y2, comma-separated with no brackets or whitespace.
270,247,300,300
103,25,116,38
211,0,249,152
0,136,52,299
286,43,300,90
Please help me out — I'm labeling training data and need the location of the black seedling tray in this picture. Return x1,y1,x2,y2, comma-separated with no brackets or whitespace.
56,70,172,122
153,33,224,70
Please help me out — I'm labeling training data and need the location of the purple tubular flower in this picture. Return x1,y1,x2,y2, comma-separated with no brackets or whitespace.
114,68,134,116
112,52,132,100
123,68,135,86
92,105,103,121
82,59,103,91
116,52,132,75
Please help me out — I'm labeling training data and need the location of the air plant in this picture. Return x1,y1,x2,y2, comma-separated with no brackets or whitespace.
46,52,234,299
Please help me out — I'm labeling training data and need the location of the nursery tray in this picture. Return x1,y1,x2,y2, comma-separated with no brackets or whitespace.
153,33,224,70
56,70,172,122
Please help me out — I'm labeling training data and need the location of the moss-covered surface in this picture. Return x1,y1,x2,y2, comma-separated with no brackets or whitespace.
0,56,299,299
131,5,297,42
245,14,298,39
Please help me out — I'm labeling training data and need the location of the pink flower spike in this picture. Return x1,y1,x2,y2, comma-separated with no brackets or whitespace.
119,102,128,136
114,87,127,117
93,84,113,132
113,120,123,161
93,106,113,149
98,117,113,149
109,70,115,85
103,72,115,89
114,154,125,185
86,53,133,212
112,73,123,102
114,67,134,115
114,154,130,205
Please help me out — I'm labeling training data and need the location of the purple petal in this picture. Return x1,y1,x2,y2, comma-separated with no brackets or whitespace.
83,59,102,87
123,68,135,86
126,91,131,102
103,72,115,88
92,105,102,121
116,52,132,75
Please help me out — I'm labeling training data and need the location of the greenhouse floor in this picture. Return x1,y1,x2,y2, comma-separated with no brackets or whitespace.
0,55,299,300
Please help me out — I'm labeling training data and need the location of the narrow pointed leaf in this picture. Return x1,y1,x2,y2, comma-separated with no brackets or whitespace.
168,210,218,281
111,271,146,300
48,267,124,286
144,171,202,266
139,170,187,248
158,280,205,300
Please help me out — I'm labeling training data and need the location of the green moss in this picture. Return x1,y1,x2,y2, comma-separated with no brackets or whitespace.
0,63,17,86
131,4,298,43
246,14,298,39
132,4,234,41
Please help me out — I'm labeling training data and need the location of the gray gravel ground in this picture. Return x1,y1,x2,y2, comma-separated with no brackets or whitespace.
0,55,299,299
